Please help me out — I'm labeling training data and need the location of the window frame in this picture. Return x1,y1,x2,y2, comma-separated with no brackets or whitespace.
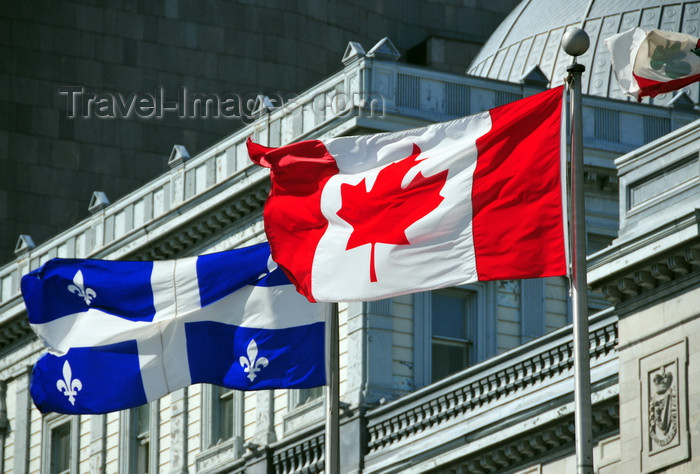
119,401,159,474
283,386,326,433
431,287,476,382
41,413,79,474
413,282,496,388
202,384,243,450
291,386,325,409
196,384,244,469
213,385,235,443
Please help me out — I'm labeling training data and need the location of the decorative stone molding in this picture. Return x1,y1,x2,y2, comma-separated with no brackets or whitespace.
648,369,677,447
366,37,400,61
195,437,245,474
88,191,110,214
342,41,366,66
168,145,191,168
0,318,32,350
519,66,550,88
600,243,700,304
250,95,275,118
640,340,689,473
283,396,324,434
140,185,269,260
14,235,35,256
261,383,618,474
669,91,696,110
271,432,324,474
589,120,700,309
451,402,618,473
366,316,617,456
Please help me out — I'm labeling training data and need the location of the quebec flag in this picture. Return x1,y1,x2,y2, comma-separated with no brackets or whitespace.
22,243,327,414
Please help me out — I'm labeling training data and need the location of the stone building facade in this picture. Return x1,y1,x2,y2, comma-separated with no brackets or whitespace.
588,120,700,473
0,36,697,471
0,0,519,264
0,0,698,472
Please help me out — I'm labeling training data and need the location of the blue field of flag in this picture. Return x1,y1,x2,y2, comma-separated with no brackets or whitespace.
23,242,327,414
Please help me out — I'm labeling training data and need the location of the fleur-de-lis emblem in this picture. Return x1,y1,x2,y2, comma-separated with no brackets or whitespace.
239,339,269,382
56,360,82,405
67,270,96,305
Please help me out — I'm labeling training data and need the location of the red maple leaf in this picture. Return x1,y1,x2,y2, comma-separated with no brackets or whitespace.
336,144,448,282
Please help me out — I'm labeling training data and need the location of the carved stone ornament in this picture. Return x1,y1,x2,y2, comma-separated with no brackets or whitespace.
648,366,678,449
639,340,689,473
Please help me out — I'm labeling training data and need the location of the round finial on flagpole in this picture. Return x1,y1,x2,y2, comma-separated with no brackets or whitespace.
562,28,590,57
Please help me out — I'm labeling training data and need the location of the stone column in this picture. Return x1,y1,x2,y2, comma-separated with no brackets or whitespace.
254,390,276,445
13,366,31,474
89,415,106,473
169,388,189,473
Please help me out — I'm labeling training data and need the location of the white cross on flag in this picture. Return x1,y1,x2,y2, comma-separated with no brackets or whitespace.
23,243,327,414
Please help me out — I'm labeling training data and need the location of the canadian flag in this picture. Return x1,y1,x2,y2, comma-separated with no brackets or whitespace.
249,86,566,302
606,28,700,100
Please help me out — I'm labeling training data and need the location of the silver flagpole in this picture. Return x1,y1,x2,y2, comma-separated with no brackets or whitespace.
562,28,593,474
325,303,340,474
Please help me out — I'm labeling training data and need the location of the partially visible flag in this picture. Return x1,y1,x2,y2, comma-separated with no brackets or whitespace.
22,243,327,414
249,86,566,303
606,27,700,100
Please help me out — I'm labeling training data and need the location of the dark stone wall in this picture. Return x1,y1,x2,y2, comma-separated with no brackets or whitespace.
0,0,519,264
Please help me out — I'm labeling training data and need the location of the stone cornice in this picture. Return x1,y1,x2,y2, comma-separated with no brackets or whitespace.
369,310,616,418
615,117,700,172
135,183,269,261
598,247,700,305
0,317,33,353
588,210,700,304
419,398,619,474
362,311,618,472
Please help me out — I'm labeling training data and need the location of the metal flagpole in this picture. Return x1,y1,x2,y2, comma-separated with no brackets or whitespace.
325,303,340,474
562,28,593,474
